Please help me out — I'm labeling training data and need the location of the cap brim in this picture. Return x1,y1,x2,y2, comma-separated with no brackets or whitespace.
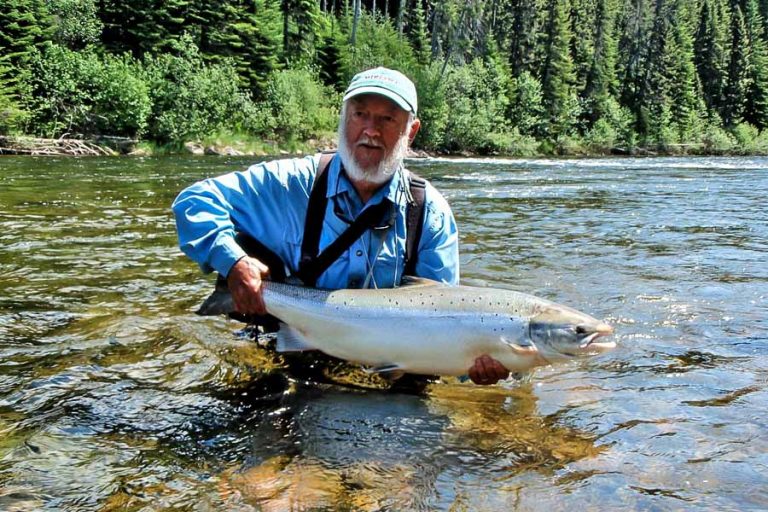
343,86,415,114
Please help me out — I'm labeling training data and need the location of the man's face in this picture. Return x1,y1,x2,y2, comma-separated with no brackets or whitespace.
338,94,420,186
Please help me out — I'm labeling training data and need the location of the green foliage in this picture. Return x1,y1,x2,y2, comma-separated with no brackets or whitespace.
507,71,546,137
1,0,767,154
723,4,749,126
0,80,26,134
744,0,768,129
256,67,340,141
142,36,258,143
585,96,635,150
197,0,282,97
336,11,417,84
701,122,737,153
540,0,578,137
436,59,512,154
47,0,102,49
730,122,768,152
694,0,729,117
25,44,150,137
281,0,321,64
409,62,449,150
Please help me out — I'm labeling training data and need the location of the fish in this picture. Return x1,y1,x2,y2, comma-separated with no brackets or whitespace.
197,277,615,378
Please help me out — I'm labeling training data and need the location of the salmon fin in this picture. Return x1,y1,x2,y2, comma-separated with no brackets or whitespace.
501,337,538,355
196,289,235,316
275,323,316,352
366,364,406,380
399,276,442,288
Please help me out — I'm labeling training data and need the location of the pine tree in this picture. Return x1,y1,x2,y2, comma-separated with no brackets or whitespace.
281,0,320,63
694,0,729,118
666,0,703,141
616,0,652,125
582,0,619,126
636,0,672,141
406,0,431,65
744,0,768,128
570,0,598,93
0,0,53,105
506,0,541,76
197,0,281,96
722,3,748,126
540,0,577,137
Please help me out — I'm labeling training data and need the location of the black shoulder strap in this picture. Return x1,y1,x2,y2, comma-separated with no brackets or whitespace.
298,151,389,287
404,173,426,276
298,152,428,286
298,151,334,282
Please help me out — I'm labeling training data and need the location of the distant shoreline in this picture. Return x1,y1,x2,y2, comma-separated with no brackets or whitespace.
1,135,765,158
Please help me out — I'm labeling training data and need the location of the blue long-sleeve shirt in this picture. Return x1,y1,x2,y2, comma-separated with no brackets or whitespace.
171,154,459,289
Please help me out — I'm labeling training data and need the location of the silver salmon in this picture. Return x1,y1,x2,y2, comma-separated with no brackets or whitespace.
197,278,615,377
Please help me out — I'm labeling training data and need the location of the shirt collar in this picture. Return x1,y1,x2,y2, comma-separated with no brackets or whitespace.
326,154,406,207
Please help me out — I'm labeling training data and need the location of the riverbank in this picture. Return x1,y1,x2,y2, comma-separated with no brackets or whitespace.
1,134,766,158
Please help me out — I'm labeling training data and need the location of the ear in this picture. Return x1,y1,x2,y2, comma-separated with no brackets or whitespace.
408,118,421,143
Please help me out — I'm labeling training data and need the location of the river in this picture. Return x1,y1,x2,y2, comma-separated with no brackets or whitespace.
0,155,766,510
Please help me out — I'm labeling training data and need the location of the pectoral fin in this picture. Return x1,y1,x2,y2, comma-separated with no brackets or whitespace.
501,337,538,355
365,364,406,381
275,323,316,352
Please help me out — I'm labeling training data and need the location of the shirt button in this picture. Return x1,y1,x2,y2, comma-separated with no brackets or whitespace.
356,250,363,257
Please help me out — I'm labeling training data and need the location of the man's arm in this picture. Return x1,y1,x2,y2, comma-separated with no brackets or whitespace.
171,156,316,313
413,184,460,285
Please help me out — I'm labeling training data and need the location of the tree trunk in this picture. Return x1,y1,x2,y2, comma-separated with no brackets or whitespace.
351,0,361,44
397,0,406,33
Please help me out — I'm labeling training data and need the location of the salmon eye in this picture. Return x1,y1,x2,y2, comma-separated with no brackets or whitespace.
575,325,587,335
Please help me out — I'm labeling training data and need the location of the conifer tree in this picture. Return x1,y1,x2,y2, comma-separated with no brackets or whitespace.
407,0,431,65
506,0,541,76
281,0,320,62
570,0,598,92
582,0,619,125
540,0,578,137
744,0,768,128
0,0,53,105
723,3,748,126
694,0,729,118
616,0,652,125
665,0,703,141
636,0,672,141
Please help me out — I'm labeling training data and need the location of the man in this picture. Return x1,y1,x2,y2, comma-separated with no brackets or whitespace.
172,67,508,385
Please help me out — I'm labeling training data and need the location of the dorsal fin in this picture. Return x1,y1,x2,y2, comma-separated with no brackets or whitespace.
399,276,442,288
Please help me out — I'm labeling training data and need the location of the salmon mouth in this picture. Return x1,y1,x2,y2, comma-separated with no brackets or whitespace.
579,324,615,350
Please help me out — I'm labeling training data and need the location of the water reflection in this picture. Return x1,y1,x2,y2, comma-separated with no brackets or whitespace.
214,381,603,511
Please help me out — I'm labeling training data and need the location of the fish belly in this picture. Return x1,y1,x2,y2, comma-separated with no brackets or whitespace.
267,300,531,376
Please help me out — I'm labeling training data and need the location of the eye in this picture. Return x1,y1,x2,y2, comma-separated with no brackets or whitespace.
575,325,587,335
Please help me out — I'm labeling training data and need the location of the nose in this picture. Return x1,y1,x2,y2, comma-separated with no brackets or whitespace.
362,120,381,138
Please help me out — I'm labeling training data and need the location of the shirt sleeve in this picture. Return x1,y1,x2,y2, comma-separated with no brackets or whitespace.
171,156,316,276
414,183,460,285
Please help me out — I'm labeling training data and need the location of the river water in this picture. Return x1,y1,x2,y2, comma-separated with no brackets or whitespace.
0,155,766,511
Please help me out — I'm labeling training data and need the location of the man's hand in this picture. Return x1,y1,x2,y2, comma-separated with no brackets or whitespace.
227,256,271,315
468,355,510,385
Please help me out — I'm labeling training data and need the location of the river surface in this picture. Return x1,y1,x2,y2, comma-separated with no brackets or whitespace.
0,155,766,511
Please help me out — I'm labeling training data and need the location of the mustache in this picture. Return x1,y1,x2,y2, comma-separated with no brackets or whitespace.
355,136,383,148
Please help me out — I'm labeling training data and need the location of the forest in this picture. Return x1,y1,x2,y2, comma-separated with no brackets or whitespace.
1,0,768,155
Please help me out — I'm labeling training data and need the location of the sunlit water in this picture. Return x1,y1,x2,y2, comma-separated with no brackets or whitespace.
0,155,766,510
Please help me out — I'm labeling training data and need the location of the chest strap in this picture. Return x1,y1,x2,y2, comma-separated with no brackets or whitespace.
297,152,427,287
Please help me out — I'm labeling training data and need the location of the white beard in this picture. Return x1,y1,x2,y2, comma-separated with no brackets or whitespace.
337,117,411,188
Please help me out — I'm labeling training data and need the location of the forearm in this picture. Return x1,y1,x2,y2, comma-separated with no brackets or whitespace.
171,178,248,276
